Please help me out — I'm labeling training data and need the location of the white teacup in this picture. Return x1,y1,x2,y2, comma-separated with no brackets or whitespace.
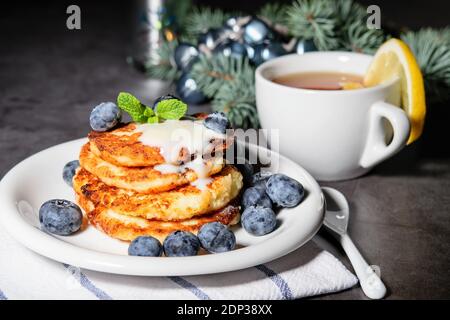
255,52,410,181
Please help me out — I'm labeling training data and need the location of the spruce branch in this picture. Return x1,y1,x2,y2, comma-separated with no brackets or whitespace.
212,74,259,129
334,0,366,27
343,20,386,54
145,39,180,81
190,54,254,98
184,7,228,38
439,27,450,44
258,3,288,26
402,28,450,102
286,0,340,50
220,100,259,130
190,53,258,128
178,34,199,46
165,0,193,30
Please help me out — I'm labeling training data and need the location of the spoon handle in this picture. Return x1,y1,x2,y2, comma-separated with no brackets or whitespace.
339,233,387,299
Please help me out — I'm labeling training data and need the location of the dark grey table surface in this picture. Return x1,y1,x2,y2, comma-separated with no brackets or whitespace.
1,2,449,300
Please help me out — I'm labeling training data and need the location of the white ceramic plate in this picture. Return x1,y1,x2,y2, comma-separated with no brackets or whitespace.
0,139,325,276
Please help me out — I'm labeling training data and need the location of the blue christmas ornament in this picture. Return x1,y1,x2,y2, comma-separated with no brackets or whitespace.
213,42,231,57
243,18,271,45
176,73,207,105
225,16,241,33
251,41,287,66
217,24,232,34
174,43,199,71
245,43,255,61
198,29,221,50
294,39,317,54
214,40,248,59
228,41,248,58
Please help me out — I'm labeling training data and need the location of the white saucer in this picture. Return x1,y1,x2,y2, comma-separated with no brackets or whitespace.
0,139,324,276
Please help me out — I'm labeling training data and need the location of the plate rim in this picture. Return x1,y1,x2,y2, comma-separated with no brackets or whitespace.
0,138,325,276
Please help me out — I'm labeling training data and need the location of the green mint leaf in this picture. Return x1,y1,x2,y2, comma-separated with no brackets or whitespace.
155,99,188,120
136,114,148,123
117,92,146,122
147,116,159,123
143,107,155,117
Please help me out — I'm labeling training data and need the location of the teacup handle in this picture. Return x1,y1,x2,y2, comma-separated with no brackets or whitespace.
360,101,411,168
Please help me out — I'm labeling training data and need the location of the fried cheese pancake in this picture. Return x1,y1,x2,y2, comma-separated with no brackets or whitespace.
76,191,240,242
79,143,225,194
73,166,243,221
88,122,232,167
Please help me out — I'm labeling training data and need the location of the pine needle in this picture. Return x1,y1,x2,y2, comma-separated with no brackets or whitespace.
145,39,180,81
190,54,258,128
343,20,386,54
334,0,366,27
190,54,254,98
212,73,259,129
258,3,288,26
286,0,339,50
402,28,450,102
184,7,228,38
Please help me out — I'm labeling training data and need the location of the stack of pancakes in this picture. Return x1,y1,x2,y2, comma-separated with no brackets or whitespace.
73,123,243,242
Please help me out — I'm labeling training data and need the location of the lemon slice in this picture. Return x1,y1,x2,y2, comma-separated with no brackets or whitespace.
364,38,426,144
340,81,365,90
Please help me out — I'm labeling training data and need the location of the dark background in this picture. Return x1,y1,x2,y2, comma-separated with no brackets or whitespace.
0,1,449,300
1,0,449,173
2,0,450,28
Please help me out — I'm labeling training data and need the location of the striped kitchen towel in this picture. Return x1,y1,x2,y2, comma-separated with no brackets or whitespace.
0,224,357,300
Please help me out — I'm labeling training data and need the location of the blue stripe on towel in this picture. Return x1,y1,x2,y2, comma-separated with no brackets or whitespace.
255,264,293,300
168,276,210,300
0,288,7,300
63,264,113,300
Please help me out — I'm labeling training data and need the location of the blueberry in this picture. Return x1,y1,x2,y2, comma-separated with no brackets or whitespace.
242,186,272,209
39,199,83,235
250,171,272,186
62,160,79,187
128,236,162,257
89,102,122,132
203,111,230,134
266,174,305,208
241,206,277,236
153,94,180,109
235,158,254,185
197,222,236,253
163,231,200,257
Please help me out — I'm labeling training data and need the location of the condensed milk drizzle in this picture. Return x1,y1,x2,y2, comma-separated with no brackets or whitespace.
134,120,226,190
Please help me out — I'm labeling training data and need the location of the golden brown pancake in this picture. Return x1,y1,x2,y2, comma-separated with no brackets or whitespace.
79,143,225,194
73,166,243,221
76,191,240,242
88,122,232,167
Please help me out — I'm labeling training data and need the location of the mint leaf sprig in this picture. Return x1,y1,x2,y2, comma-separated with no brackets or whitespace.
117,92,188,124
117,92,147,123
